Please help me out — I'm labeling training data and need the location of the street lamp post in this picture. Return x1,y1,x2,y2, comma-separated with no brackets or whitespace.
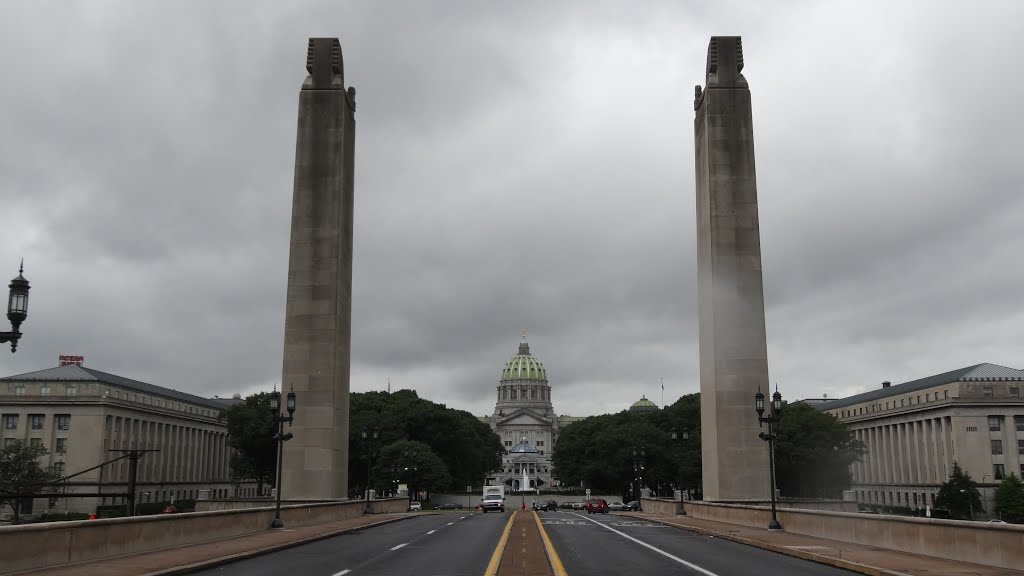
755,387,783,530
632,446,645,511
959,489,974,521
361,427,379,514
671,426,689,516
0,262,30,353
269,387,296,529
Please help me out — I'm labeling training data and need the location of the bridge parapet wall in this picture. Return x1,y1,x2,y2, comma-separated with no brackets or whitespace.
0,498,407,575
686,501,1024,572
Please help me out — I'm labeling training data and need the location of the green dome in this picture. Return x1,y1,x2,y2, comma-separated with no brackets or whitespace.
501,337,548,382
629,395,659,413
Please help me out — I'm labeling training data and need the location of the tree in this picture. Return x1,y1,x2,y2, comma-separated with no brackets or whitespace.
349,390,503,497
220,392,277,494
935,462,984,520
773,402,866,498
371,439,451,499
994,473,1024,523
0,440,59,523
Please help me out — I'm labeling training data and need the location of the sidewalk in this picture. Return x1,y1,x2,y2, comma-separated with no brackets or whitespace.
621,511,1024,576
10,513,412,576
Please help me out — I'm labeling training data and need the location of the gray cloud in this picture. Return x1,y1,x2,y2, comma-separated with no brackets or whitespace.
0,0,1022,418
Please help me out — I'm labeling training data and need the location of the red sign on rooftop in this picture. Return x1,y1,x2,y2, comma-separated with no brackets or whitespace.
59,355,84,366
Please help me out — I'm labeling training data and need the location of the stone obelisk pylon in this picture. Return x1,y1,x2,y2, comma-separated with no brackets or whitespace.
280,38,356,500
694,36,771,501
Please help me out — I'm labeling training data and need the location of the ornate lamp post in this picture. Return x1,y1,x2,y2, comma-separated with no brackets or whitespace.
269,387,296,529
0,262,30,353
632,446,646,511
755,386,783,530
671,426,689,515
361,427,380,514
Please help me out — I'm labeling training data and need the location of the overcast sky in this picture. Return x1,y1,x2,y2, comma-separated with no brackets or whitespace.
1,0,1021,418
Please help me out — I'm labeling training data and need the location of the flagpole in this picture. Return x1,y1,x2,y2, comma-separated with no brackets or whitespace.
661,378,664,407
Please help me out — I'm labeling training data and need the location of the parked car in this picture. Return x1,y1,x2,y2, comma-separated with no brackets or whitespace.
606,501,628,511
409,501,422,511
162,506,179,514
586,498,609,514
559,501,575,509
625,500,640,511
435,503,461,510
542,499,559,511
571,501,586,510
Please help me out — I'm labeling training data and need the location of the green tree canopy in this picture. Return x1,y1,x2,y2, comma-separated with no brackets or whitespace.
371,439,451,498
773,402,866,498
935,462,984,519
349,390,503,497
995,473,1024,523
0,440,59,522
219,392,277,493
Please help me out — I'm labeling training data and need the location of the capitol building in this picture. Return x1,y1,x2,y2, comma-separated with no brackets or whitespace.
482,334,581,491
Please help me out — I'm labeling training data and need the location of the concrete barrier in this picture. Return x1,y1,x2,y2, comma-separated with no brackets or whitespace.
640,497,683,515
0,498,407,575
685,501,1024,572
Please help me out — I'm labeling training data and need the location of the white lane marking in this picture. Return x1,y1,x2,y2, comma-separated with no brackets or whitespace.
390,543,408,550
330,570,350,576
447,522,454,525
570,513,721,576
427,529,437,534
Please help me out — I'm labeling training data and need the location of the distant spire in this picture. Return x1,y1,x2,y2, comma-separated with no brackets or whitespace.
387,378,391,394
518,330,530,355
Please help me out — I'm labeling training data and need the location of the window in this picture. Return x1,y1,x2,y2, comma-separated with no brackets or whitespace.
55,438,67,454
56,415,70,430
3,438,16,447
30,438,42,448
926,393,931,401
989,416,1003,432
1012,387,1020,398
983,387,994,398
40,386,51,396
917,396,921,403
1018,440,1024,455
992,440,1003,455
14,385,25,395
53,462,65,477
944,390,949,399
29,414,44,430
966,426,978,432
65,385,77,397
994,464,1005,480
1017,416,1024,432
2,414,17,430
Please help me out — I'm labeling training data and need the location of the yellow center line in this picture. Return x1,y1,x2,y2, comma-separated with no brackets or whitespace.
484,510,518,576
533,511,567,576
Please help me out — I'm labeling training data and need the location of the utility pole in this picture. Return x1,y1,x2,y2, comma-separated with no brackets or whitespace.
110,449,159,517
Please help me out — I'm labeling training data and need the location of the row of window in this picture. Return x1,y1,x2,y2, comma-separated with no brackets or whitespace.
839,390,953,418
2,414,71,431
3,436,67,452
989,439,1024,455
987,415,1024,432
8,384,221,418
11,384,77,396
500,387,549,401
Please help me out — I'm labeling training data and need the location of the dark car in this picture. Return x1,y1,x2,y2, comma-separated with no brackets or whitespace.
585,498,608,514
625,500,640,511
542,499,559,511
435,503,461,510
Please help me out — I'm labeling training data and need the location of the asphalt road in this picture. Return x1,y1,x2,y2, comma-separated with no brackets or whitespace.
539,510,860,576
190,511,510,576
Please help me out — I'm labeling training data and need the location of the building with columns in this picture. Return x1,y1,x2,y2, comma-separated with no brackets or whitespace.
819,363,1024,516
0,363,253,518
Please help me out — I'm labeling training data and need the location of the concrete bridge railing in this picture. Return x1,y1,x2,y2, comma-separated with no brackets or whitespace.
0,497,407,575
679,500,1024,572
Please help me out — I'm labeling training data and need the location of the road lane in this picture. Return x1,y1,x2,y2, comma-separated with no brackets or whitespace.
539,510,859,576
191,511,510,576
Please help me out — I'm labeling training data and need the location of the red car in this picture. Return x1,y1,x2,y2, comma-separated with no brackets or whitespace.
585,498,608,514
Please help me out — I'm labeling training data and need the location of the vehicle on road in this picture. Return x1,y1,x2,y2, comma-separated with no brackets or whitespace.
435,503,461,510
409,501,422,511
988,519,1008,524
481,485,506,513
625,500,640,511
542,499,559,511
571,501,585,510
606,501,629,511
586,498,608,514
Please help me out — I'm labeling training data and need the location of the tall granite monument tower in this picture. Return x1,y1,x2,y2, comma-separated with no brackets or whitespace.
694,36,771,501
280,38,357,500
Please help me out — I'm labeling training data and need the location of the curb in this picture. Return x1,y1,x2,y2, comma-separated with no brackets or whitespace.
144,515,413,576
619,513,913,576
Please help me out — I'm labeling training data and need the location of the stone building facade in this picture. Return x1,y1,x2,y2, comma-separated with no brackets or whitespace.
819,363,1024,516
0,364,255,517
